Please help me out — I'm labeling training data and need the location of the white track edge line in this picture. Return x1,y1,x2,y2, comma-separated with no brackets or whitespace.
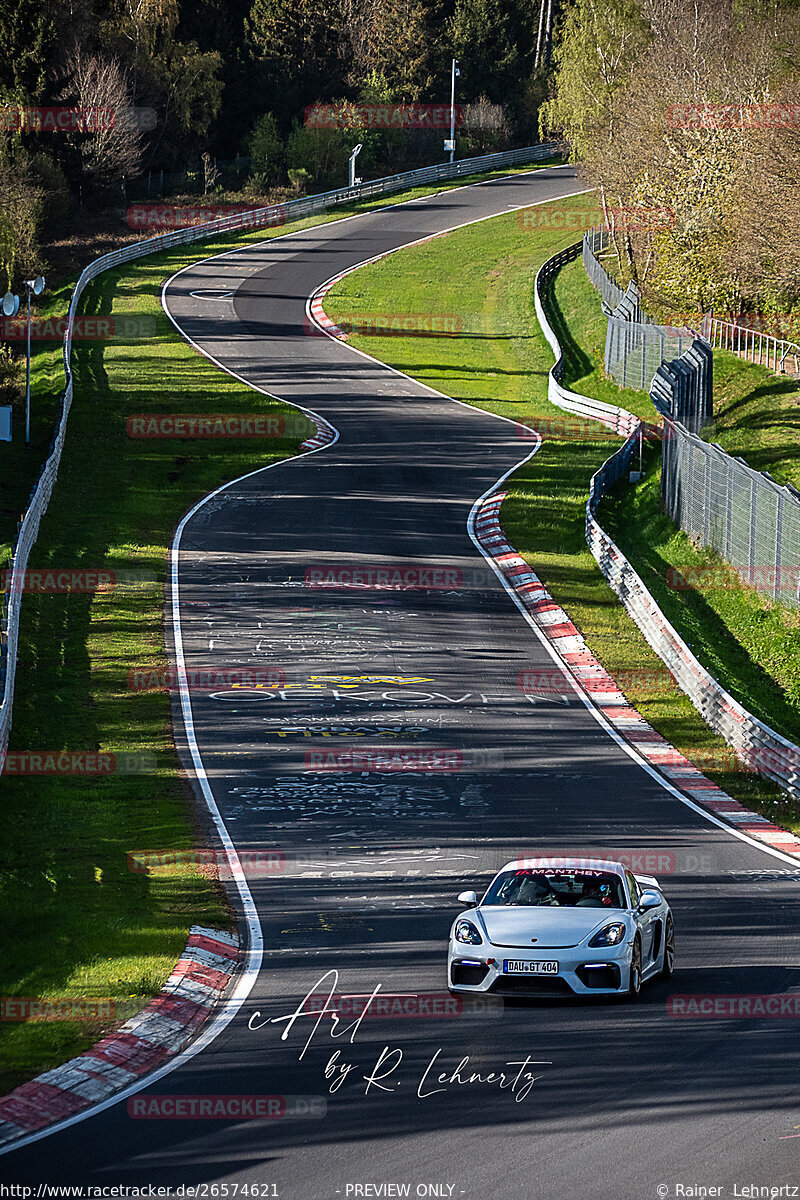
0,266,344,1163
304,209,800,872
1,161,572,1154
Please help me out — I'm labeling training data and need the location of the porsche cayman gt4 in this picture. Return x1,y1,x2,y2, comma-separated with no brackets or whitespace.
448,858,674,999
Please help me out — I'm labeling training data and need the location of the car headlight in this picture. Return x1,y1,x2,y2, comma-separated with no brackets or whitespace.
454,919,482,945
588,922,627,947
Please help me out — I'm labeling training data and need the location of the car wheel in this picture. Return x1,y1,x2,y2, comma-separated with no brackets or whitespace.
660,916,675,979
627,936,642,999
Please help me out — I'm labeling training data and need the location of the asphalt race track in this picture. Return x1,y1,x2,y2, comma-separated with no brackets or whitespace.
5,168,800,1197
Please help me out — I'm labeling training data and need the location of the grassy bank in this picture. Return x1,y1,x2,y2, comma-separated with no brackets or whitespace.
324,194,796,833
601,451,800,745
0,234,306,1093
1,156,563,565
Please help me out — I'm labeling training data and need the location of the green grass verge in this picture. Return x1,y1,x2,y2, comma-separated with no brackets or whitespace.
0,157,563,1094
325,194,797,836
601,449,800,745
0,237,306,1093
1,155,563,565
702,350,800,491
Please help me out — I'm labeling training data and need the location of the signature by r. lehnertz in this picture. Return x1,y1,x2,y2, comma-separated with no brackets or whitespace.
248,969,551,1102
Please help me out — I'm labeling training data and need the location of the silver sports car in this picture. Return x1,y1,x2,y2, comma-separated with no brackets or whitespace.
448,857,674,999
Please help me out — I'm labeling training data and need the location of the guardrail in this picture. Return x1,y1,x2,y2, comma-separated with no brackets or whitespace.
0,143,558,771
535,242,800,802
534,241,639,437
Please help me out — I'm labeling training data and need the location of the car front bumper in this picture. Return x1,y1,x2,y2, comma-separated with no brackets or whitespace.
448,941,634,997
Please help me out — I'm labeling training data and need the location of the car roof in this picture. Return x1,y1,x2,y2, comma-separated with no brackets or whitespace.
498,858,627,877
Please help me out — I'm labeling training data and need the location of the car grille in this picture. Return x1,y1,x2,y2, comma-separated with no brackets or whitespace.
489,976,574,997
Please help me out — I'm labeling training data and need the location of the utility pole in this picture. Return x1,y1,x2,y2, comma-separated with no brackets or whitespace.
447,59,460,164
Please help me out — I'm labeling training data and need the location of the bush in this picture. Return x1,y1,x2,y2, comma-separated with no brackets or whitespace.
247,113,284,184
286,125,349,192
287,167,311,195
244,171,271,197
0,344,21,406
28,153,73,229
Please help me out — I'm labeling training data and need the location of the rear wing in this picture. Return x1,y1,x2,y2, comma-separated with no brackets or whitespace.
634,873,660,890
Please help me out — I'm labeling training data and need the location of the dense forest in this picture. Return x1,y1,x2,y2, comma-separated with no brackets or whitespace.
0,0,553,280
545,0,800,319
1,0,799,351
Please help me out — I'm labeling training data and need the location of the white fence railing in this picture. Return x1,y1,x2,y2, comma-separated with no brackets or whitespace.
535,242,800,802
700,315,800,377
0,143,557,771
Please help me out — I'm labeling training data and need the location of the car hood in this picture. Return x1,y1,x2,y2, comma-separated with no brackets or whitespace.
475,905,624,949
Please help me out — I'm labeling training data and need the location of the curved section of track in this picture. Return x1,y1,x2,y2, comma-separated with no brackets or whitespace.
5,169,800,1196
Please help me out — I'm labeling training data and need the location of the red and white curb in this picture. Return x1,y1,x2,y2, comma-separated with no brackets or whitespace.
474,491,800,859
300,410,337,451
0,926,239,1147
309,276,350,341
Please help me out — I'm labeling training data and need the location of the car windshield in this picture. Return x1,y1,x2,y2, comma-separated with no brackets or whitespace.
482,868,626,909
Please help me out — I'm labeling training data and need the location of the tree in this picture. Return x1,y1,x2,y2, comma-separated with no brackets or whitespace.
540,0,652,163
448,0,533,103
0,0,65,100
245,0,345,121
62,51,144,187
340,0,431,96
247,112,285,183
0,143,42,288
546,0,800,314
286,123,350,191
110,0,224,157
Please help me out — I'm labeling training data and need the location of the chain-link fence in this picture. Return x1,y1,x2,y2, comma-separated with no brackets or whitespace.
581,228,626,312
605,317,702,393
650,340,713,434
583,229,709,420
662,417,800,608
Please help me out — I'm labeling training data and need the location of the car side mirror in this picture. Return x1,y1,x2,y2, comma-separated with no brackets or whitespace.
638,890,661,912
457,890,478,906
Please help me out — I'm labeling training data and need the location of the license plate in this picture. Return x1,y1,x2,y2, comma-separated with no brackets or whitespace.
503,959,559,975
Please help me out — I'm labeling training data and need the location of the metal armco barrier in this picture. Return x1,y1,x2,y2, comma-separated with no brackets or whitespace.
0,144,557,771
535,243,800,802
534,241,639,438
